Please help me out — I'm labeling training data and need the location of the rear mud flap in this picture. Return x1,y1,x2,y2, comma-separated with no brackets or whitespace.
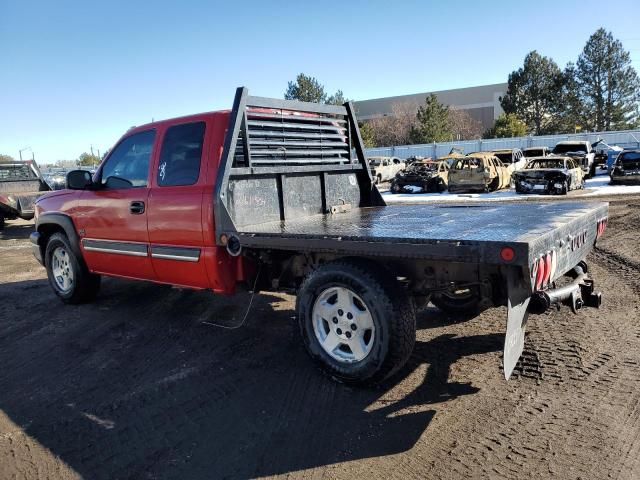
504,267,531,380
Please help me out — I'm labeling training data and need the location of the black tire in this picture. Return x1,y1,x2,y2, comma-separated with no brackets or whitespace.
297,259,415,386
561,181,569,195
45,232,101,304
589,162,596,179
0,212,4,231
431,286,481,315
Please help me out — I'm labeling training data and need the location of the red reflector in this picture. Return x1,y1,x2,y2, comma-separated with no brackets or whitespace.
544,253,552,288
536,257,546,291
500,246,516,262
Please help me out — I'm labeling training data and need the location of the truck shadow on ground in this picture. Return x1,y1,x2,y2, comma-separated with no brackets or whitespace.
0,278,502,479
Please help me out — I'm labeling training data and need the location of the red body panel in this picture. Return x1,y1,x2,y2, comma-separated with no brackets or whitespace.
35,110,242,294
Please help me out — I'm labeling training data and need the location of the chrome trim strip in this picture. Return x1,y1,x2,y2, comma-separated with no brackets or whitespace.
151,253,200,262
150,246,201,262
83,245,148,257
82,239,148,257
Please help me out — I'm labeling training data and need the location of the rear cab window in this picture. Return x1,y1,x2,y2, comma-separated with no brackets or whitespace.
157,122,206,187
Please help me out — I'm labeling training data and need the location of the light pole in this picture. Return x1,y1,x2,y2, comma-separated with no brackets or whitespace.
19,147,32,161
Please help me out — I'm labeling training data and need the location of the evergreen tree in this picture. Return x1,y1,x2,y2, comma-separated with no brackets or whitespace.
575,28,640,131
284,74,327,103
409,94,453,143
483,114,527,139
501,51,563,135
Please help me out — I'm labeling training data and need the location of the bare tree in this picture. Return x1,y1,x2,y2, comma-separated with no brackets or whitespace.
449,109,483,140
367,102,417,147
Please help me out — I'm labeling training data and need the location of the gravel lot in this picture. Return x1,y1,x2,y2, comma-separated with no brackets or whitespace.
1,197,639,480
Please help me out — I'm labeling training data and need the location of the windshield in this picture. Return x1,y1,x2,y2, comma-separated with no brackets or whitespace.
494,153,513,164
620,152,640,163
526,159,566,169
411,162,438,171
553,144,587,154
452,158,483,169
0,164,38,181
524,149,544,157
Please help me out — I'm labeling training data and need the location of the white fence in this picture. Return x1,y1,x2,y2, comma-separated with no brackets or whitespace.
364,129,640,159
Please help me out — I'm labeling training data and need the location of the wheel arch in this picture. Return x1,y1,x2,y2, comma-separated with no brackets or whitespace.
36,213,86,268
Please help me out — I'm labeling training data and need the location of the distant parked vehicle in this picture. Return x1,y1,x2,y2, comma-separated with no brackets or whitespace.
368,156,405,184
551,140,599,179
513,156,585,195
523,146,550,158
610,150,640,185
390,159,449,194
437,149,465,168
448,153,511,193
491,148,527,171
42,170,68,190
0,161,51,229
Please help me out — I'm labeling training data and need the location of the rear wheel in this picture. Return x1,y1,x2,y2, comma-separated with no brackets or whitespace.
45,233,101,304
431,286,481,315
0,212,4,231
297,260,415,385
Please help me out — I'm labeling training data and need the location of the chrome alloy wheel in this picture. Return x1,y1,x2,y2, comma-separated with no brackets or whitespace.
312,286,375,363
51,246,74,293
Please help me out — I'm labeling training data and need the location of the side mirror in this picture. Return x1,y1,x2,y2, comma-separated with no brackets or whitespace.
66,170,93,190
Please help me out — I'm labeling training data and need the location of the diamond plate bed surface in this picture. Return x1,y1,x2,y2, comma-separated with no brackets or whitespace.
237,202,607,244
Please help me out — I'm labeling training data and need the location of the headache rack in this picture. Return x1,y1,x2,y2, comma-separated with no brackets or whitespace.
214,87,384,245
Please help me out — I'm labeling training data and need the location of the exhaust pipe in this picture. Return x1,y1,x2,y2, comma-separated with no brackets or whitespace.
529,265,602,314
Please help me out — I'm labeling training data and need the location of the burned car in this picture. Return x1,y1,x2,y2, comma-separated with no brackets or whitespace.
448,153,511,193
610,150,640,185
0,161,51,229
390,159,448,194
513,156,584,195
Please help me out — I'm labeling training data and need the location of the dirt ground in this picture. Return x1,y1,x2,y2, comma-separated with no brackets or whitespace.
1,197,639,480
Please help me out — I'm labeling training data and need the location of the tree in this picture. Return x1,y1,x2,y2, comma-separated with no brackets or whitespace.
284,74,349,106
449,109,483,140
574,28,640,131
326,90,347,106
409,94,453,144
367,103,417,147
501,51,563,135
558,62,587,133
483,113,527,139
285,73,326,103
0,154,15,163
358,122,376,148
77,152,101,167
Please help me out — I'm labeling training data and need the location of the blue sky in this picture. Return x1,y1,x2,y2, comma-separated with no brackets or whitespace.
2,0,639,163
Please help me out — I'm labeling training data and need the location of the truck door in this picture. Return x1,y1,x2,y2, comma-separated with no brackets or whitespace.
147,120,210,289
77,129,157,279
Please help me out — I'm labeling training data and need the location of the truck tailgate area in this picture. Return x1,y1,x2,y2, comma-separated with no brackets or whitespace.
237,202,608,267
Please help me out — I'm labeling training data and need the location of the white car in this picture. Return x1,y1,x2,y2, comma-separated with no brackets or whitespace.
491,148,527,172
368,157,406,184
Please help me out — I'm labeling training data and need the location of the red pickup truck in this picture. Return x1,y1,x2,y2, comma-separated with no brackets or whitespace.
31,88,607,385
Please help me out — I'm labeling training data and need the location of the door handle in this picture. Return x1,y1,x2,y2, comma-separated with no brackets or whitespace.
130,201,145,214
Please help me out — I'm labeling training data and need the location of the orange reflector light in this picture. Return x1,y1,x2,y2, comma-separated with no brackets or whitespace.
500,246,516,262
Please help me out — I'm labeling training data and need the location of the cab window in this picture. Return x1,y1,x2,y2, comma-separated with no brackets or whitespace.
158,122,206,187
100,130,156,189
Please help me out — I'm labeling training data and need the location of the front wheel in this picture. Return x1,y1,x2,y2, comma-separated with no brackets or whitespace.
45,233,101,304
297,260,415,385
